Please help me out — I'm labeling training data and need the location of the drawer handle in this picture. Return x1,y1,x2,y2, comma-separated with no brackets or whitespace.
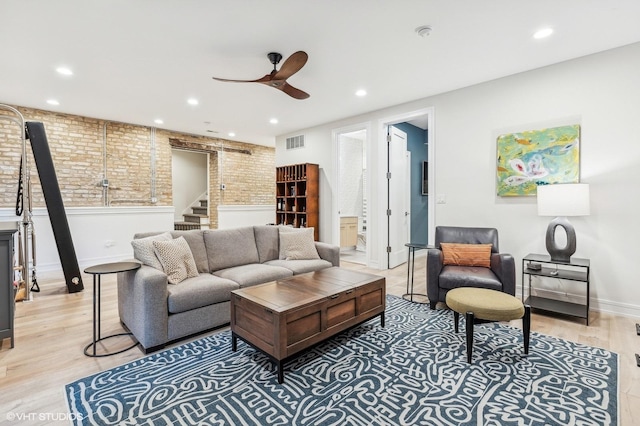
265,308,273,314
346,289,354,294
330,294,340,299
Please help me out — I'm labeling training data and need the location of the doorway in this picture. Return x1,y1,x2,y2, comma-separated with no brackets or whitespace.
171,149,209,229
334,127,369,265
379,107,434,269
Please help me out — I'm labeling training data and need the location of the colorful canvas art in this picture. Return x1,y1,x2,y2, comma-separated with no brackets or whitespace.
496,124,580,196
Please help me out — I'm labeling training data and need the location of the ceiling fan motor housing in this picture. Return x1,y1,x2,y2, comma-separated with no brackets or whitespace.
268,52,283,65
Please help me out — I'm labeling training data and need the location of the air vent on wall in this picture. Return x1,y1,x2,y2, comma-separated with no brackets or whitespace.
286,135,305,150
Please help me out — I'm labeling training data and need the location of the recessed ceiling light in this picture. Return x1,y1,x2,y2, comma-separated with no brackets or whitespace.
228,132,236,137
187,98,199,106
269,118,278,124
154,119,164,124
533,28,553,39
355,89,367,97
46,99,60,106
56,67,73,76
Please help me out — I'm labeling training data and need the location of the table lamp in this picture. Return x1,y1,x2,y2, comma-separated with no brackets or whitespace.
537,183,590,263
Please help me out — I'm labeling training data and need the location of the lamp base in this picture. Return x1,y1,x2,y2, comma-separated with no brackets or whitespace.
545,216,576,263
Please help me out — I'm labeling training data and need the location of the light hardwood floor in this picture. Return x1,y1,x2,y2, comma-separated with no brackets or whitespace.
1,258,639,425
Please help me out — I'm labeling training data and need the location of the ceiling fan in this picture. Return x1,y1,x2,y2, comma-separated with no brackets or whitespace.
213,51,310,100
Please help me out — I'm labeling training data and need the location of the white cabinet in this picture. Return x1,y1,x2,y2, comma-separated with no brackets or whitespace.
340,216,358,248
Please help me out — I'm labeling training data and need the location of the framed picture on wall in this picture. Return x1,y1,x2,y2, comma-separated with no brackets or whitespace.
422,161,428,195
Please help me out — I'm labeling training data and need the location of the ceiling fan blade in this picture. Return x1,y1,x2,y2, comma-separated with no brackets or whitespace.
212,73,272,83
273,51,308,80
280,82,310,100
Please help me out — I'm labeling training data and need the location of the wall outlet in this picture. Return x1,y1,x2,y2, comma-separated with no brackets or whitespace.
105,240,115,248
436,194,446,204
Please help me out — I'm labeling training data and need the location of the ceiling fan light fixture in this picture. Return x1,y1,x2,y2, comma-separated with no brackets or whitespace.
415,25,432,38
355,89,367,97
187,98,199,106
154,119,164,124
46,99,60,106
228,132,236,137
270,118,278,124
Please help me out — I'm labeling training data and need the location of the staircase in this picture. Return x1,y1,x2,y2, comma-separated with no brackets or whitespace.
174,199,209,230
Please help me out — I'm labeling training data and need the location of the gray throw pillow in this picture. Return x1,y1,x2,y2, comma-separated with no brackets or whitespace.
131,232,172,270
279,227,319,260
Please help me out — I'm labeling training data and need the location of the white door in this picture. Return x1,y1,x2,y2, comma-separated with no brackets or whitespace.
387,126,409,268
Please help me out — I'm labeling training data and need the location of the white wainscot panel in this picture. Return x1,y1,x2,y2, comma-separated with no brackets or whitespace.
0,206,174,272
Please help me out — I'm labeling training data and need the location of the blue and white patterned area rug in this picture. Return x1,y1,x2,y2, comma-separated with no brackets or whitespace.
66,295,618,425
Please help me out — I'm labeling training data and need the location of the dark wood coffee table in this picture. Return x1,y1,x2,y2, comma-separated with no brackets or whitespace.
230,267,385,383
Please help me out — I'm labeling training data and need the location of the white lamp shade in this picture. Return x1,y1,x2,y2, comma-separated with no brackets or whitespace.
537,183,590,217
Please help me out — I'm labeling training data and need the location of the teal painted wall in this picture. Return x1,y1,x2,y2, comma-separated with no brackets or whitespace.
394,122,428,243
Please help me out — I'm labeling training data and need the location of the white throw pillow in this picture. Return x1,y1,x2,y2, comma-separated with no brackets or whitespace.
278,227,319,261
131,232,172,270
152,237,199,284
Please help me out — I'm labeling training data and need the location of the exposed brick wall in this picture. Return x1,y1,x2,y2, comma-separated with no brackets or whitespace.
0,105,275,227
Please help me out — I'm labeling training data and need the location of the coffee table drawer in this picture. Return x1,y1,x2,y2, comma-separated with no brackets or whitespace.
326,290,357,328
358,278,385,314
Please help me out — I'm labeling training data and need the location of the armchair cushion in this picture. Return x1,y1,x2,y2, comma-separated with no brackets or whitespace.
439,266,502,291
441,243,492,268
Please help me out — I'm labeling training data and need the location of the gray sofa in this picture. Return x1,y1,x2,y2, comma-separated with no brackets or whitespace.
117,225,340,353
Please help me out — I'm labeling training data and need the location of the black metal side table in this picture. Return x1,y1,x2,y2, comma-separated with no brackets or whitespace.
403,242,433,303
84,261,141,357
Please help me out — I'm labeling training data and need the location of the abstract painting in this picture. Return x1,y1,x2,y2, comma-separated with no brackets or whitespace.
496,124,580,196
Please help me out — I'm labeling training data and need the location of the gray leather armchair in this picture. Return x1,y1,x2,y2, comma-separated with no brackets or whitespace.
426,226,515,309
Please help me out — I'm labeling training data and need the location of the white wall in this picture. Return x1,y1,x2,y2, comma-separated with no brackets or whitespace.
339,136,364,217
276,42,640,317
172,150,208,221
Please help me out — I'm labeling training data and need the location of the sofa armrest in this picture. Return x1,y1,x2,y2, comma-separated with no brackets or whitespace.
426,249,444,304
315,242,340,267
490,253,516,296
117,265,169,350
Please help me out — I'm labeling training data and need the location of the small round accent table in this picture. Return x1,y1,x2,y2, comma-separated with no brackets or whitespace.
403,242,433,303
84,261,141,357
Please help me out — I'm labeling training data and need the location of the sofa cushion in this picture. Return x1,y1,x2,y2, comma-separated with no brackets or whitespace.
254,225,280,263
167,274,239,314
170,230,209,273
131,232,172,270
153,237,199,284
279,227,319,260
213,264,293,288
439,265,502,291
204,227,260,272
265,259,332,275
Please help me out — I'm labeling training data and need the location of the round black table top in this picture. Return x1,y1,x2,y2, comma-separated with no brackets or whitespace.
405,242,433,249
84,261,141,275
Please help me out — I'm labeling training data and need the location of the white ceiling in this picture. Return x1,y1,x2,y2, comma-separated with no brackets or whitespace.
2,1,640,147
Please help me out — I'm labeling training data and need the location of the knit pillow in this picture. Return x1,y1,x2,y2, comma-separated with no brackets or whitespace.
278,227,319,261
441,243,492,268
131,232,173,270
152,237,199,284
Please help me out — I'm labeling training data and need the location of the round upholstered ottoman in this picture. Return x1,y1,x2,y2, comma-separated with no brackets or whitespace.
446,287,531,363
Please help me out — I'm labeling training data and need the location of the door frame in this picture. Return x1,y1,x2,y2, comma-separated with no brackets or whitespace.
377,107,435,269
331,121,372,265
